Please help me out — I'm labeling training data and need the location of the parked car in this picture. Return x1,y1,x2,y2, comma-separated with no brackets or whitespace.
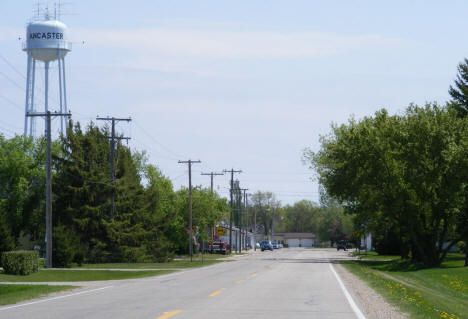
272,242,279,249
260,240,273,251
336,240,347,251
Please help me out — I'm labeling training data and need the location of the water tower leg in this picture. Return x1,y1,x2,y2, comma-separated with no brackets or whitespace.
30,59,36,136
62,57,68,134
44,61,49,116
24,53,32,136
58,53,63,135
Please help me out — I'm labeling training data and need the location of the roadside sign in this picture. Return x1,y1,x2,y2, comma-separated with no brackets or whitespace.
217,226,226,236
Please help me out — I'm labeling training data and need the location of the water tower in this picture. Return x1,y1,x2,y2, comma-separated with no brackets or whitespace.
23,9,71,136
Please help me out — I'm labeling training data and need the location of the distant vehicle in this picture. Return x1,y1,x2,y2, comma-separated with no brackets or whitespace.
278,243,283,248
209,241,227,254
272,242,279,249
260,240,273,251
336,240,347,251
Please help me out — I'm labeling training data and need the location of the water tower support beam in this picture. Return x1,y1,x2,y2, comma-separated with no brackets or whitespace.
62,57,68,134
58,53,63,135
30,59,36,136
44,61,49,114
24,53,32,136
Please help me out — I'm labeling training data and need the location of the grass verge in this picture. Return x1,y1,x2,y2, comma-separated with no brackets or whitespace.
0,284,76,306
81,253,231,269
341,253,467,319
0,269,175,282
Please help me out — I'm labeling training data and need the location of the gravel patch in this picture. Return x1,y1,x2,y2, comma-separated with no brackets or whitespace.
334,263,408,319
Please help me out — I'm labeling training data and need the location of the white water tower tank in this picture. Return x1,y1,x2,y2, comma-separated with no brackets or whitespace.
23,19,71,61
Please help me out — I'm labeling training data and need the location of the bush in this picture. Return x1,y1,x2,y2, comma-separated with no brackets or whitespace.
1,250,39,275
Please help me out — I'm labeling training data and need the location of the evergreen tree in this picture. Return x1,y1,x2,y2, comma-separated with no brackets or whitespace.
449,58,468,117
53,122,112,265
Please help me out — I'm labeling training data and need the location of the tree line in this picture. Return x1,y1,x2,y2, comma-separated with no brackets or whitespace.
0,121,229,266
304,59,468,267
0,118,355,267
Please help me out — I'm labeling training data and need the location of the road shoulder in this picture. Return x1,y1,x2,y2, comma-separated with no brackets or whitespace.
334,263,408,319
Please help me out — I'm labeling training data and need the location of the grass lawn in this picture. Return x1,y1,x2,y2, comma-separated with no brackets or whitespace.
342,253,467,319
81,253,231,269
0,269,175,282
351,251,402,261
0,284,76,306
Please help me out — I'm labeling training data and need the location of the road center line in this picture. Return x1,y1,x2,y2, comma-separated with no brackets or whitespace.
329,263,366,319
0,286,113,311
209,289,223,297
156,310,182,319
236,280,245,284
250,273,258,277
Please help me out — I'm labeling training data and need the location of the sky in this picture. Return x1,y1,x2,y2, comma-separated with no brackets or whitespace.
0,0,466,205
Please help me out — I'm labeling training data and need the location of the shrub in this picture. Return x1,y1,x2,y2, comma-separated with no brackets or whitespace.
1,250,39,275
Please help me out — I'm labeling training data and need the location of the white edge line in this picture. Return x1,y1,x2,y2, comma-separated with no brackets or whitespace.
0,286,113,311
329,263,366,319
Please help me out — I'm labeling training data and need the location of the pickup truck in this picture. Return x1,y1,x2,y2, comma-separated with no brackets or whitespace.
209,241,227,254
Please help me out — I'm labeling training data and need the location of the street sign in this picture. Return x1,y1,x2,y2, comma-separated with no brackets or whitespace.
217,226,226,236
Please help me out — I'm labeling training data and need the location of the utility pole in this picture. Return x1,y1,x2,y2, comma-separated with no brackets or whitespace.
200,172,224,193
96,116,131,219
200,171,223,245
237,188,248,252
251,194,257,251
223,169,241,253
179,159,201,262
243,189,249,251
27,111,71,268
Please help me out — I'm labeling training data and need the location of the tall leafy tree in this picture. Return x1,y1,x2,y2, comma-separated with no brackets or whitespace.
249,191,280,238
0,135,45,256
306,104,468,266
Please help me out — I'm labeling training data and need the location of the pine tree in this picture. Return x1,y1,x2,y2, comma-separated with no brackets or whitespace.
449,58,468,117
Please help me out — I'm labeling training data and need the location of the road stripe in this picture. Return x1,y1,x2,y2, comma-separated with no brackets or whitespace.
236,280,245,284
0,286,113,311
209,290,222,297
329,263,366,319
156,310,182,319
250,273,258,277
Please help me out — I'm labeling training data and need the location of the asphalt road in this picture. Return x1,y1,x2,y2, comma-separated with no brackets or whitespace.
0,248,364,319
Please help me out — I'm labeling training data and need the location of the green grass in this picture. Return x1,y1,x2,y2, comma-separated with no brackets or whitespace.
341,253,467,319
0,269,175,282
351,251,402,261
80,254,230,269
0,284,76,306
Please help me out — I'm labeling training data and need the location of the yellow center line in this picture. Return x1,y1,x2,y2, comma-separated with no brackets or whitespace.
156,310,182,319
209,290,223,297
250,273,258,277
236,280,245,284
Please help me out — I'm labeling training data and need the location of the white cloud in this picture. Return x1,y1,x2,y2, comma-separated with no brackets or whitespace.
74,26,402,60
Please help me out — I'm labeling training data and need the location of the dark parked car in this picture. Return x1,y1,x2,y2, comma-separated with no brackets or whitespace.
260,240,273,251
336,240,347,251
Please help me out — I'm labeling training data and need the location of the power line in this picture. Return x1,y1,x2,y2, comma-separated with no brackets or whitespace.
134,120,186,160
0,53,26,80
